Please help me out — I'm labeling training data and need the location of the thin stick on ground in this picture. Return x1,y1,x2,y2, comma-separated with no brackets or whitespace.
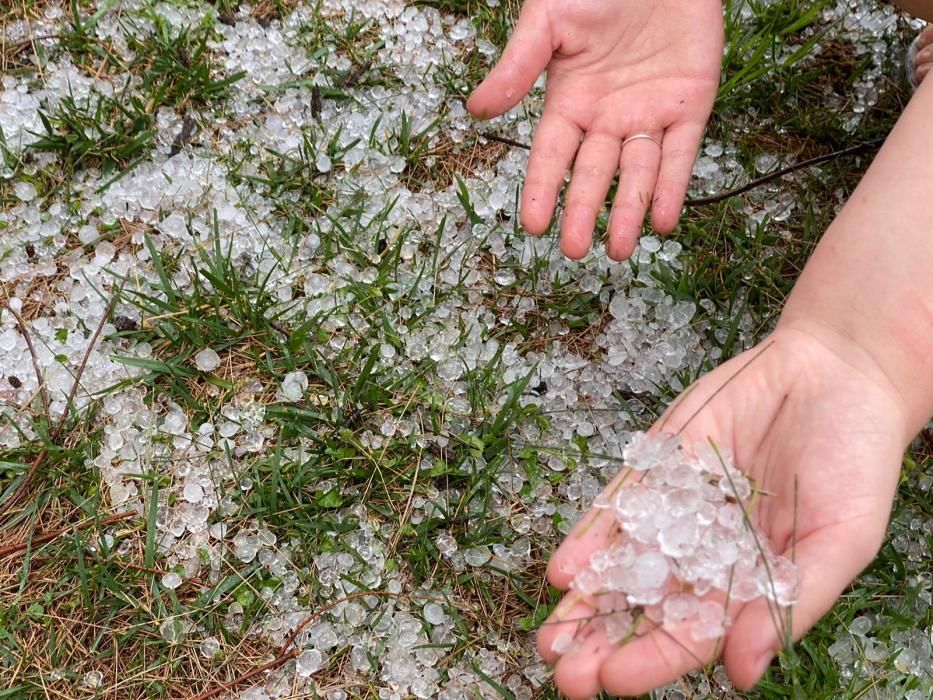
475,132,884,207
0,292,120,526
1,301,51,423
0,511,136,559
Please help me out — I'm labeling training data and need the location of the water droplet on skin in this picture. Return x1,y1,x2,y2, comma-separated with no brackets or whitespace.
505,86,514,99
563,170,571,183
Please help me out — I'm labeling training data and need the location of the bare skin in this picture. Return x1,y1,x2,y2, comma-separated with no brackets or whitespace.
469,3,933,695
535,64,933,700
469,1,932,258
467,0,722,261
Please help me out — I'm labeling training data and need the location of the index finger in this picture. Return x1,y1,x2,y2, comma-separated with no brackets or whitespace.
466,0,553,119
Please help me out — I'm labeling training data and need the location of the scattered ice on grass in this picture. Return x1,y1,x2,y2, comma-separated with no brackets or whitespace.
0,1,920,697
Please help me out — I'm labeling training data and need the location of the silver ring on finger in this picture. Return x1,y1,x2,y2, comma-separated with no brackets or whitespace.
621,133,662,149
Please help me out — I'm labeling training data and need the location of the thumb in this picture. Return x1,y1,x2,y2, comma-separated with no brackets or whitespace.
467,0,553,120
722,521,884,689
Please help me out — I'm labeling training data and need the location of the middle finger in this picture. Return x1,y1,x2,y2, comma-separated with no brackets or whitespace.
560,132,622,260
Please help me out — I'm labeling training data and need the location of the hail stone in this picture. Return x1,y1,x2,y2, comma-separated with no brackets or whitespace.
195,348,221,372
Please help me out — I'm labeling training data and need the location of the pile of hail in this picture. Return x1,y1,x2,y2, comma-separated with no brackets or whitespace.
553,432,799,653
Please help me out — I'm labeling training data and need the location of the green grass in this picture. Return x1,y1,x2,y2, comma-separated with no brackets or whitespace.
0,0,930,698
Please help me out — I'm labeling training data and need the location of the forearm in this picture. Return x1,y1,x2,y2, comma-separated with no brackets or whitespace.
780,78,933,440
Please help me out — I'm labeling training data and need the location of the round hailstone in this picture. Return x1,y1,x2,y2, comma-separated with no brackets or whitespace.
691,600,726,641
849,616,871,637
82,670,104,689
199,636,221,659
603,611,636,644
730,575,761,602
572,568,603,595
662,592,699,625
658,516,700,558
296,648,323,677
279,370,308,401
183,482,204,503
161,571,183,590
462,545,492,567
14,181,37,201
159,617,185,643
194,348,221,372
633,551,670,590
158,212,188,239
423,602,446,625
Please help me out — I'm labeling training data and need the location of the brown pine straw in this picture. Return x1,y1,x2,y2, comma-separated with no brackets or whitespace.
0,511,136,559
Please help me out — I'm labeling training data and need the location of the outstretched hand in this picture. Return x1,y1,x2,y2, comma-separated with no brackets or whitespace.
536,322,909,698
468,0,723,260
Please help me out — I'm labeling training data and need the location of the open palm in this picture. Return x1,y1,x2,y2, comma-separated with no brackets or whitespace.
468,0,723,260
535,324,908,698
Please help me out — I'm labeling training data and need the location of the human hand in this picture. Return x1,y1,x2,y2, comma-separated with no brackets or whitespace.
468,0,723,261
535,322,910,698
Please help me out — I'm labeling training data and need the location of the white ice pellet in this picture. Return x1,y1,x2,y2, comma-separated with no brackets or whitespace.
199,636,220,659
567,432,798,646
183,482,204,503
279,370,308,401
296,649,323,676
82,670,104,688
462,545,492,567
159,617,185,643
423,602,446,625
194,348,221,372
161,572,183,590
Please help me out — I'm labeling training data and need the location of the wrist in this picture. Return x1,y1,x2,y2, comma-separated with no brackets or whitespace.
777,78,933,443
779,296,933,445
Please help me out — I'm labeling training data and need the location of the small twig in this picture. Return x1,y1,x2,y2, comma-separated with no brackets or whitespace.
479,131,530,151
0,302,51,423
0,511,135,559
683,139,883,206
188,590,444,700
52,292,120,442
0,293,120,524
476,131,883,207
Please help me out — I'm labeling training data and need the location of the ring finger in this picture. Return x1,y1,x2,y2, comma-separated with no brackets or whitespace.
560,132,622,260
607,132,663,261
